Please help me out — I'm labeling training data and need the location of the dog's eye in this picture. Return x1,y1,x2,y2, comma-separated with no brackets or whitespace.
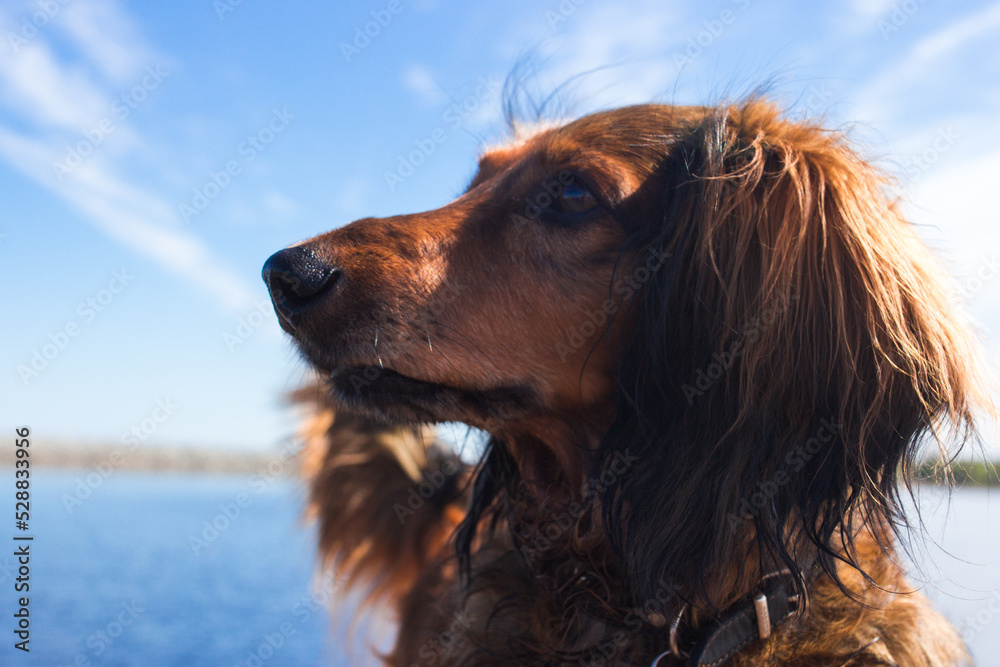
555,182,598,214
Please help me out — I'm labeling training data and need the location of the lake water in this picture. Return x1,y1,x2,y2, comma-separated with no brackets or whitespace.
0,471,996,666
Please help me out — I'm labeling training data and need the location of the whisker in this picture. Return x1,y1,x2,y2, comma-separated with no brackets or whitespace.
424,319,505,376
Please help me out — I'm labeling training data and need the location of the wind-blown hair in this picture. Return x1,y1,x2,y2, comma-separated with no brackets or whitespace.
459,99,987,613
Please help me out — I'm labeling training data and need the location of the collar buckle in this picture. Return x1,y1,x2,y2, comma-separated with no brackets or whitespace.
653,569,808,666
753,593,771,639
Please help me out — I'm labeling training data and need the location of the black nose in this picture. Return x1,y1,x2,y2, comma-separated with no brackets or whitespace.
262,246,341,322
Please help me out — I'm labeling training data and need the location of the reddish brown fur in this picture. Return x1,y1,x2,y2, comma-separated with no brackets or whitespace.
270,100,991,665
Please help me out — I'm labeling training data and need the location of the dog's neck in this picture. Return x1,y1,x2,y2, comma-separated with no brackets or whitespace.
490,407,613,493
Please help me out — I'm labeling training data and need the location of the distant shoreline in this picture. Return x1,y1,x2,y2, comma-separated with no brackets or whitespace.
2,442,997,486
0,441,298,476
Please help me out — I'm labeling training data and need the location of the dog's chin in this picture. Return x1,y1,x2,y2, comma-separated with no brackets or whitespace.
321,365,537,427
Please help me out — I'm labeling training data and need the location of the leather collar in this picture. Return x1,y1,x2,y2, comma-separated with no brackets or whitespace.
651,569,806,667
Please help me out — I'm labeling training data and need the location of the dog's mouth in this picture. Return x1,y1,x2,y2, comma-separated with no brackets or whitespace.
324,364,537,427
270,296,540,426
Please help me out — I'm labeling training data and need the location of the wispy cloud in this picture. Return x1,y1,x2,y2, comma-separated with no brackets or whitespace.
505,1,681,113
334,176,372,217
0,127,256,310
854,3,1000,119
910,2,1000,62
848,0,896,21
402,62,448,106
0,0,258,312
56,0,152,84
0,40,107,128
905,146,1000,262
262,190,301,222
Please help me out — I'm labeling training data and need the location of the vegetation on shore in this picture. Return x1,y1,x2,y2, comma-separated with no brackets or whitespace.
914,459,1000,487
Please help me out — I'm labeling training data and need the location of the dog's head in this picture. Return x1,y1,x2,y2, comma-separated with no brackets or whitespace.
262,105,706,449
264,99,986,607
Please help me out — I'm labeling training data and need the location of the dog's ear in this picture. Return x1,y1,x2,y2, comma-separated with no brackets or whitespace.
599,100,987,610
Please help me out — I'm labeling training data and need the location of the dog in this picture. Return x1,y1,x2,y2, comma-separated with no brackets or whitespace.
263,97,989,665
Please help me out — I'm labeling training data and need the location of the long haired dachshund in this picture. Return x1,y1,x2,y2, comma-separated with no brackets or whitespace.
263,97,990,665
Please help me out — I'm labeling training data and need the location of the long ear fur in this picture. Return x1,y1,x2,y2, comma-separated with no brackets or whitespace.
599,99,989,610
294,385,470,606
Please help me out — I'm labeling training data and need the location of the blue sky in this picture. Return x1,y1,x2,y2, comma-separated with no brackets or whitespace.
1,0,999,451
